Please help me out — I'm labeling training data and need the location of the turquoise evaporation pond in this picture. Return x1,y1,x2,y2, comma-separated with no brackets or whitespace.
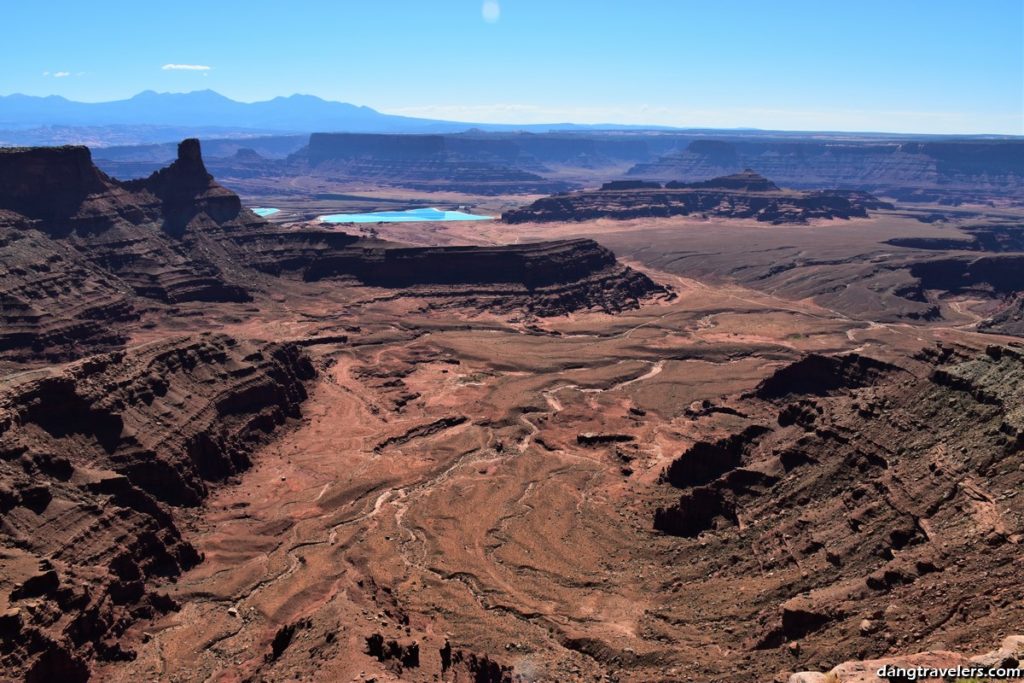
252,207,280,217
319,207,493,223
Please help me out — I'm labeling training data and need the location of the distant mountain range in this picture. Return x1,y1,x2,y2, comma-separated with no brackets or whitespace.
3,90,1018,148
0,90,678,146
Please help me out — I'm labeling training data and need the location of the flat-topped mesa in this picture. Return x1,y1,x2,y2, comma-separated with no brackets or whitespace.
305,239,614,287
292,132,569,195
503,171,890,225
0,146,109,220
600,180,663,191
668,169,780,192
626,138,1024,202
307,133,447,163
298,238,671,316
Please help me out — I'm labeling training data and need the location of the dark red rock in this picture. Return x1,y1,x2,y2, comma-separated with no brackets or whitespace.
503,171,887,224
0,334,314,681
0,140,669,362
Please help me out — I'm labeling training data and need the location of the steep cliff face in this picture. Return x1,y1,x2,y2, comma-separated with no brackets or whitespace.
299,238,671,315
503,172,888,224
306,132,447,163
654,344,1024,661
291,133,570,195
304,238,610,286
0,141,260,362
0,334,314,681
0,147,109,221
0,139,669,361
126,137,243,238
0,220,136,360
979,296,1024,336
626,140,1024,202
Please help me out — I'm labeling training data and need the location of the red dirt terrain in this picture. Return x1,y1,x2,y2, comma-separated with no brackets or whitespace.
1,140,1023,682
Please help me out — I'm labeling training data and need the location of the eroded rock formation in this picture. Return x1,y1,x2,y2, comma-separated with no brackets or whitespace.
298,238,672,316
654,344,1024,664
503,171,890,224
0,140,667,362
627,139,1024,203
288,133,570,195
0,334,313,681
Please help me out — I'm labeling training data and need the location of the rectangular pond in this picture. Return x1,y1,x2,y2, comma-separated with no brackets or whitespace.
319,207,493,224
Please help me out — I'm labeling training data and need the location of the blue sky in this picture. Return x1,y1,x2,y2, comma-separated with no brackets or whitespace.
2,0,1022,134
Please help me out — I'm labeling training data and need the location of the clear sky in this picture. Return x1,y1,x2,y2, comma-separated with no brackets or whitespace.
2,0,1022,134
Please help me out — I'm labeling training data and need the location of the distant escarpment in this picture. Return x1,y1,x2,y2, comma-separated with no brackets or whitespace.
288,133,570,195
0,334,313,682
627,139,1024,204
0,140,663,361
502,171,890,224
654,343,1024,661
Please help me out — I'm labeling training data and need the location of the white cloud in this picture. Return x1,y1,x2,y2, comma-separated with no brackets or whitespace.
482,0,500,23
161,63,211,71
53,71,71,78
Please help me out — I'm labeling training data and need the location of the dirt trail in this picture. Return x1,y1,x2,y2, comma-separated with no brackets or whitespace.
92,269,1014,683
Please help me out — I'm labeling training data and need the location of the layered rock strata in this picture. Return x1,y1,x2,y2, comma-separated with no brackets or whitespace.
0,140,666,361
655,344,1024,664
0,334,314,681
503,171,889,224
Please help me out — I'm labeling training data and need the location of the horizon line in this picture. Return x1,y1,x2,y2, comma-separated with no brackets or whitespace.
1,89,1022,139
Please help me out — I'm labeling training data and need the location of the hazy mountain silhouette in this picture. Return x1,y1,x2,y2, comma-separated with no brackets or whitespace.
0,90,674,136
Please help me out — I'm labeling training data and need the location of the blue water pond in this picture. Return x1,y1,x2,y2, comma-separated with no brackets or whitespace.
252,207,280,217
319,207,493,223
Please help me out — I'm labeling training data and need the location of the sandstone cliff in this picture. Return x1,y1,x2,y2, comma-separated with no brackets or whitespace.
627,139,1024,203
503,171,889,224
289,133,570,195
654,344,1024,667
0,334,314,681
0,140,667,362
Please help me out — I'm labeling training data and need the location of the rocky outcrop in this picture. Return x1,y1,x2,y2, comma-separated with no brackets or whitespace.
788,634,1024,682
0,222,136,360
503,172,889,224
752,353,904,400
600,180,663,191
0,140,666,360
0,334,314,681
364,632,420,673
125,137,244,238
295,238,670,315
670,169,781,192
627,139,1024,203
0,140,259,360
654,344,1024,664
232,233,670,316
979,295,1024,336
0,146,109,220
